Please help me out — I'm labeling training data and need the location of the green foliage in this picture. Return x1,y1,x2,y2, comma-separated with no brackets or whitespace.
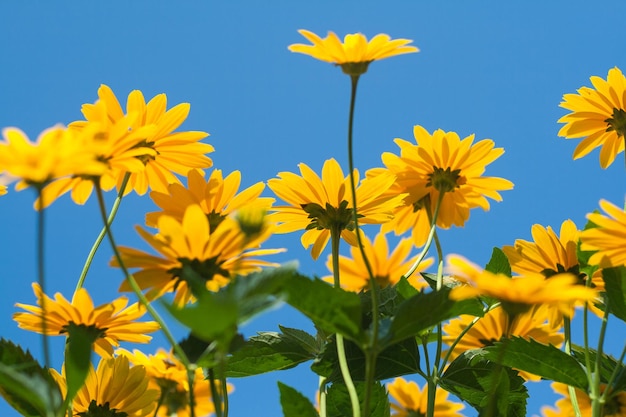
326,381,390,417
396,275,420,298
482,337,588,389
571,346,626,392
0,339,62,417
485,247,512,277
577,216,600,279
64,323,101,410
441,350,527,417
278,382,319,417
601,266,626,322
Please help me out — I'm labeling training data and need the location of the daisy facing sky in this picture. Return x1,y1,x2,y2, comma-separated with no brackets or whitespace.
387,377,465,417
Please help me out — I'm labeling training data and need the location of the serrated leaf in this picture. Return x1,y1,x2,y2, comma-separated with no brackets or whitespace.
278,382,319,417
482,337,588,389
326,381,390,417
282,275,363,343
602,266,626,322
279,326,320,356
441,350,527,417
226,332,315,377
485,247,512,277
571,346,626,392
384,289,483,347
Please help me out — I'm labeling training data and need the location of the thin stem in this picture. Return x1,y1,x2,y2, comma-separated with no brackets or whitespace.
591,300,611,417
209,368,223,417
331,226,361,417
601,341,626,402
564,317,583,417
75,174,130,293
318,377,328,417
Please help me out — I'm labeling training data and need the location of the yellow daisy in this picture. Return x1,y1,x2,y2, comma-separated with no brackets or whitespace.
558,67,626,168
145,168,274,229
541,382,626,417
51,355,159,417
118,348,233,417
447,255,597,317
324,229,433,291
267,158,405,260
580,199,626,268
387,377,465,417
289,29,418,75
113,204,283,305
442,305,563,381
13,283,159,357
374,125,513,247
0,184,6,196
0,126,106,192
70,84,214,197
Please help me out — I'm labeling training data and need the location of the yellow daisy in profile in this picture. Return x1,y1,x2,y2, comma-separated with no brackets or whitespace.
0,184,6,196
387,377,465,417
558,67,626,168
442,305,563,380
113,204,283,305
70,84,214,196
324,230,433,291
0,126,106,192
447,255,597,317
288,29,418,75
580,199,626,268
146,168,274,229
118,348,233,417
267,158,405,260
51,355,159,417
541,382,626,417
375,125,513,246
13,283,159,357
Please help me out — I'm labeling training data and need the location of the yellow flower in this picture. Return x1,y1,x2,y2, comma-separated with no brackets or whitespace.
374,125,513,246
267,158,405,260
580,199,626,268
51,355,159,417
442,305,563,381
0,126,106,192
288,29,418,75
558,67,626,168
541,382,626,417
113,204,283,305
146,168,274,229
118,348,233,417
324,230,433,291
13,283,159,357
387,377,465,417
447,255,597,317
0,184,7,196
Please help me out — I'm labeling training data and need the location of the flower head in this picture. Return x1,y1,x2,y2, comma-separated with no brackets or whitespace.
442,305,563,380
113,204,283,305
447,255,597,317
374,125,513,246
541,382,626,417
51,355,159,417
581,199,626,268
13,283,159,357
324,230,432,291
387,377,465,417
558,67,626,168
289,29,418,75
267,158,405,260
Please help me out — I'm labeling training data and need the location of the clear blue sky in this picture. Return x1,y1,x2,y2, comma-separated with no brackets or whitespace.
1,2,626,416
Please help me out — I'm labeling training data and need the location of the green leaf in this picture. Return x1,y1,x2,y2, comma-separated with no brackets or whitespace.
282,275,363,343
441,350,527,417
384,288,483,347
279,326,320,356
396,275,419,299
226,331,315,377
311,337,419,383
485,247,512,277
326,381,390,417
602,266,626,322
571,346,626,392
278,382,319,417
0,339,62,417
482,337,588,389
421,272,461,291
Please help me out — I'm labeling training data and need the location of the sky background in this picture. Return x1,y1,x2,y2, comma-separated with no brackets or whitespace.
1,1,626,416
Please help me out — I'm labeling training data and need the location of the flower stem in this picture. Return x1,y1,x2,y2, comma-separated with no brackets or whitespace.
591,300,611,417
209,368,223,417
75,174,130,293
564,316,583,417
330,226,361,417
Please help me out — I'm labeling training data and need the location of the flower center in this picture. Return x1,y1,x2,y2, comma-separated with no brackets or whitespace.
427,166,464,193
77,400,128,417
301,200,361,231
131,139,158,164
60,322,106,340
206,211,226,233
605,108,626,137
340,62,371,76
169,256,230,290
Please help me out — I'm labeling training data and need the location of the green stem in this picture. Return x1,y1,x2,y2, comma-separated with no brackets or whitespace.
601,341,626,403
75,174,130,293
208,368,223,417
331,226,361,417
591,300,611,417
318,377,328,417
564,317,583,417
93,183,195,417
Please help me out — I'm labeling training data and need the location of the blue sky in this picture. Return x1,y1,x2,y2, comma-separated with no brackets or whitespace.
1,2,626,416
